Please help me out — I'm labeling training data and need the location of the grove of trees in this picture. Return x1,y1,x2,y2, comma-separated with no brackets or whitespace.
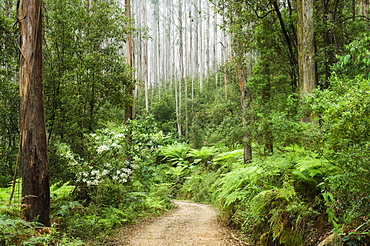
0,0,369,245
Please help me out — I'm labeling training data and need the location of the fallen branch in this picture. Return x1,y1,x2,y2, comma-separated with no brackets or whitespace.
230,232,251,245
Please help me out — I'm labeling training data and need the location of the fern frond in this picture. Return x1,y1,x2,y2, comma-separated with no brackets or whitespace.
188,146,217,159
213,149,243,162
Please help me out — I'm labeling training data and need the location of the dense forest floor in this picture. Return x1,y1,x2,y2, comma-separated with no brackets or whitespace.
109,201,243,246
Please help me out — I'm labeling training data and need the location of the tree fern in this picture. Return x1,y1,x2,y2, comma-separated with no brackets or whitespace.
159,142,190,166
188,146,217,164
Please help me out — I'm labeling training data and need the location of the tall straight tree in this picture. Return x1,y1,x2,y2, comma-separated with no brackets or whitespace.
297,0,316,97
143,0,149,113
238,67,253,163
18,0,50,226
125,0,134,122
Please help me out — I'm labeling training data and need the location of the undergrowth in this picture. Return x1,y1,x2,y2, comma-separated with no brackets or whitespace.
0,117,175,245
174,146,346,245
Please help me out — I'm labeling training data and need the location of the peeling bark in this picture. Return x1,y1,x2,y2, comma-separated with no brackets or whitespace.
19,0,50,227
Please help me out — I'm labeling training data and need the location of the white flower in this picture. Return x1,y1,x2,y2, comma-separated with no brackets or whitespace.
97,145,110,153
91,170,99,175
68,159,78,166
111,142,120,148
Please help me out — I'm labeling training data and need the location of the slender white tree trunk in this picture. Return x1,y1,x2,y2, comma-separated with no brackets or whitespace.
143,0,149,112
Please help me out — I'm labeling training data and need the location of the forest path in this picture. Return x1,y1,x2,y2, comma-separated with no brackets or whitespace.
110,200,243,246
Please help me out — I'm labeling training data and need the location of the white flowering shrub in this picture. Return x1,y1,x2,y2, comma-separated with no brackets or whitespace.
55,115,172,190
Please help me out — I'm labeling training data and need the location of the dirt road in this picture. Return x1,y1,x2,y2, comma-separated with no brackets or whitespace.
111,200,243,246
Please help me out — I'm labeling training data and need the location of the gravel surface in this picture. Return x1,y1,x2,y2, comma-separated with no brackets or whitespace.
110,200,245,246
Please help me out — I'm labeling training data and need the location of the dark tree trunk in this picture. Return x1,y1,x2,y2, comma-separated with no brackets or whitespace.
271,0,298,92
19,0,50,227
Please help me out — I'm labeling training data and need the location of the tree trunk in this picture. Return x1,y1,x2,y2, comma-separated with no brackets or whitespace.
361,0,370,17
262,82,273,156
238,68,252,164
125,0,133,122
297,0,316,98
19,0,50,227
143,1,149,113
177,0,183,137
198,0,203,91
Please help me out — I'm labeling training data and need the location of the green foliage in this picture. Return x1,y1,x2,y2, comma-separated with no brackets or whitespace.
44,0,133,172
159,142,190,166
0,188,50,245
189,92,242,148
0,4,19,187
150,93,177,134
52,115,168,188
179,170,219,203
188,146,217,165
332,34,370,79
308,68,370,235
212,149,244,172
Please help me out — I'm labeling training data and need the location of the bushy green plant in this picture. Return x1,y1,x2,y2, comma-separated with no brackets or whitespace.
209,150,338,245
0,187,50,245
158,142,190,166
188,146,217,165
179,167,219,202
332,34,370,79
309,73,370,236
54,116,169,193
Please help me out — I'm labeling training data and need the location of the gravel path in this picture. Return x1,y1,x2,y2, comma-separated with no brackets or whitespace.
110,200,244,246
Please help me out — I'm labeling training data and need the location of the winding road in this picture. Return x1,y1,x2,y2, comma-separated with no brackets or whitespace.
111,200,243,246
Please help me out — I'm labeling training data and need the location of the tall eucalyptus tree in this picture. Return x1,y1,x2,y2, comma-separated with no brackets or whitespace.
297,0,316,98
125,0,134,122
18,0,50,226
